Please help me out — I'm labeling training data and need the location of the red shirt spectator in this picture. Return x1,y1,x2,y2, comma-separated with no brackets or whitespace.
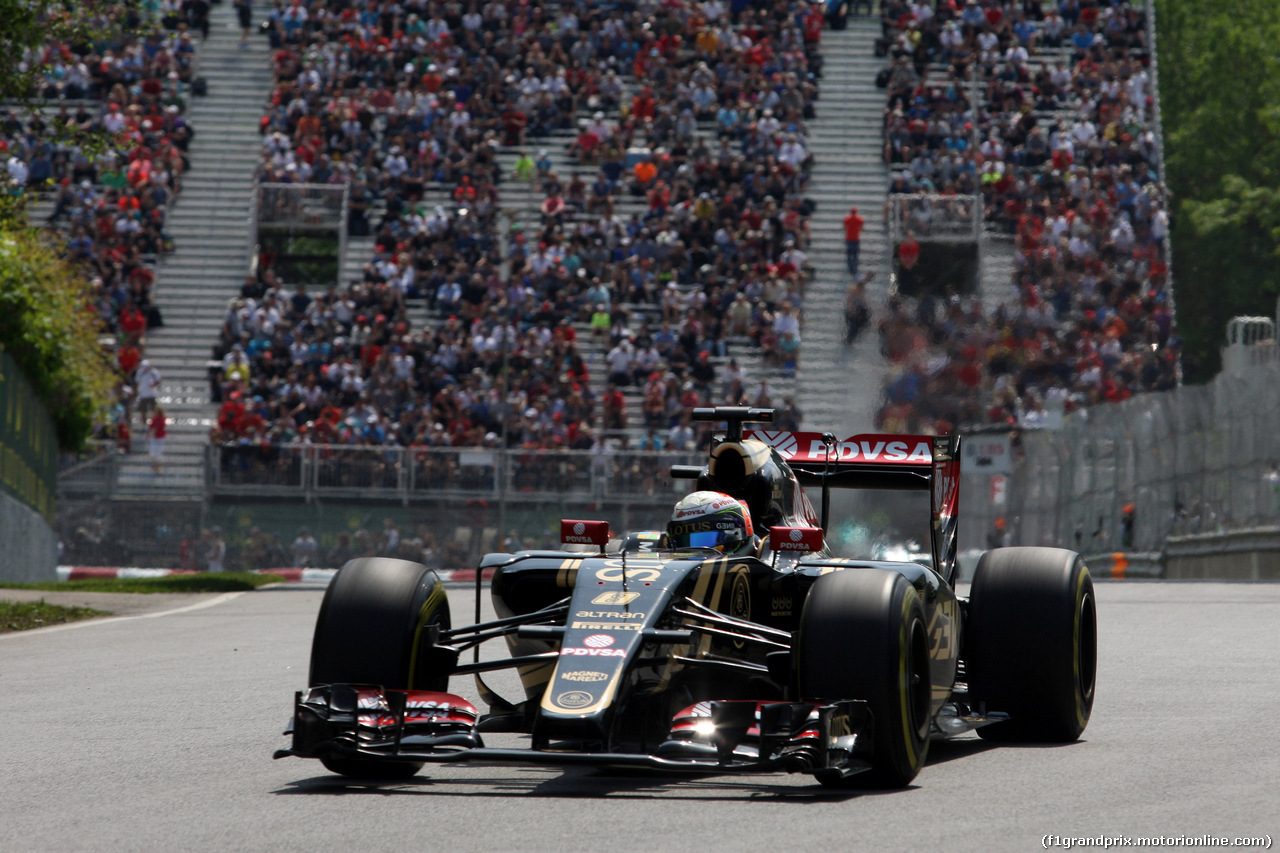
217,394,245,433
631,88,656,121
803,6,824,43
120,304,147,340
843,208,864,241
117,343,142,376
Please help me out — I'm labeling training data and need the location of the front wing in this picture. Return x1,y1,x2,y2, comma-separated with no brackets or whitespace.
275,684,873,780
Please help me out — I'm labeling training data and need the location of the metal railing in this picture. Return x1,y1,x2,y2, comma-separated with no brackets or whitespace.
248,181,351,287
886,193,982,244
56,443,118,498
1223,317,1279,375
207,443,702,504
254,182,350,229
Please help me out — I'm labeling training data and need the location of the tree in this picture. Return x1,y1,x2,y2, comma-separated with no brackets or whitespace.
0,0,117,449
0,0,104,100
1157,0,1280,379
0,229,117,450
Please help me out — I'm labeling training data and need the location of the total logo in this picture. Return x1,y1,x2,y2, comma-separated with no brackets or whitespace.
752,431,799,457
582,634,615,648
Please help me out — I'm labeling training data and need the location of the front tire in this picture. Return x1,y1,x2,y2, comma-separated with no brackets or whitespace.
309,558,451,778
966,547,1096,742
796,570,931,788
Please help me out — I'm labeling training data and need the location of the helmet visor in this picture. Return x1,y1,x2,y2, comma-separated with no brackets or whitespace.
671,527,743,551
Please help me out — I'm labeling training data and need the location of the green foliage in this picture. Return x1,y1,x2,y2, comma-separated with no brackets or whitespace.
1,572,287,593
1158,2,1280,199
0,0,113,102
0,228,118,450
0,1,124,448
0,598,106,632
1156,0,1280,380
259,231,340,285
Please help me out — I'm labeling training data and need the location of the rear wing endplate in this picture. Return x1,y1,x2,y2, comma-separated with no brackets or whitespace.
744,431,962,584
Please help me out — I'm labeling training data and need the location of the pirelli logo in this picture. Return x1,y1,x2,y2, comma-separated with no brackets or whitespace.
571,621,642,631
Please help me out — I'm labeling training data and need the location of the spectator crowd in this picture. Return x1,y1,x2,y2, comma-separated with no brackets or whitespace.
8,0,1186,471
217,0,825,456
872,0,1177,437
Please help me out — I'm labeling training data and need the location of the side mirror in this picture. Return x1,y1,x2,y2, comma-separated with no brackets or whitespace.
768,525,824,554
561,519,611,551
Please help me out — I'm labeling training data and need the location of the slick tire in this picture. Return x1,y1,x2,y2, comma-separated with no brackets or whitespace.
309,558,451,779
796,570,931,788
966,547,1096,743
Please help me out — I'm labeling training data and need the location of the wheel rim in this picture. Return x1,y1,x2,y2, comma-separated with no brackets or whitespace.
906,617,931,741
1077,590,1097,705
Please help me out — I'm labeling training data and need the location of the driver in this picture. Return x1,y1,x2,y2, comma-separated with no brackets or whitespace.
666,491,759,555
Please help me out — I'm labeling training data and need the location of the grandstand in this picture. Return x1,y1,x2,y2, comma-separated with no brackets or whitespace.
39,0,1174,567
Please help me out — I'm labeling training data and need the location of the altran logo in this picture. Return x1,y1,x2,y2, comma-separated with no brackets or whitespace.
583,634,615,648
790,529,803,542
753,431,798,458
573,522,585,535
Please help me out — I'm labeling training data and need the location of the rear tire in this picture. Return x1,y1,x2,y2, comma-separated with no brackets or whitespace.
309,558,451,779
967,547,1096,742
796,570,931,788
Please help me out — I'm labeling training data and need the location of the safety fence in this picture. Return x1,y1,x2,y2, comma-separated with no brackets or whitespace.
208,443,702,504
1002,357,1280,554
0,352,58,523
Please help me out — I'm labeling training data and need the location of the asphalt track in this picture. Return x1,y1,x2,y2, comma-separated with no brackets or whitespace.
2,581,1278,853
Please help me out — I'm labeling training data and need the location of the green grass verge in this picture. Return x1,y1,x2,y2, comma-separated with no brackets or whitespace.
0,572,286,594
0,599,108,633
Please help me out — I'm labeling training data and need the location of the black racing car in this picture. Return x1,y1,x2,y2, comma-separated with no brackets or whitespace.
276,407,1096,787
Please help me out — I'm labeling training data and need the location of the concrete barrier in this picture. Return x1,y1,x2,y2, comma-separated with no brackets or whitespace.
1082,551,1164,580
0,493,58,582
1163,527,1280,581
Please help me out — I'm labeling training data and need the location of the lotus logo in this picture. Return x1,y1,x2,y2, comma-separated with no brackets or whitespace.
754,431,798,458
583,634,615,648
573,522,585,535
790,529,803,542
555,690,595,709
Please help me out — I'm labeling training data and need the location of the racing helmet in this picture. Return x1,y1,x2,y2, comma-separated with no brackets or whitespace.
667,490,755,554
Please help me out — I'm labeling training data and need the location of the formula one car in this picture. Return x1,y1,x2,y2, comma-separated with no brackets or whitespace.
276,407,1096,787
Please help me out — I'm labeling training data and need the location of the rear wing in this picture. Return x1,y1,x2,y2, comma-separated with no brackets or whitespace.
745,430,961,584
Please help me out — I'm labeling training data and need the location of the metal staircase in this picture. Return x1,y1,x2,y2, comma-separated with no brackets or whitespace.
790,19,892,434
112,3,274,495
